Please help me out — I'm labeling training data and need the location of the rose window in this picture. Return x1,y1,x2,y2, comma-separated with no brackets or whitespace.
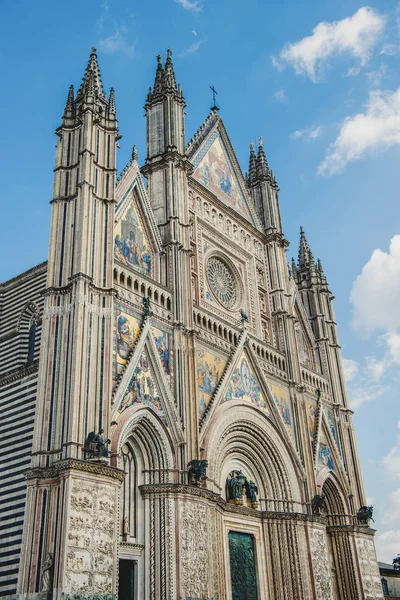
206,256,239,309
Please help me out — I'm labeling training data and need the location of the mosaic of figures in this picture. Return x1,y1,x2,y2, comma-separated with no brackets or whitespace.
318,441,334,471
192,132,253,222
197,348,227,419
118,351,167,425
294,321,313,369
115,306,141,377
306,399,318,443
189,189,264,260
270,383,292,433
325,407,338,444
114,200,152,276
114,303,171,382
223,352,269,415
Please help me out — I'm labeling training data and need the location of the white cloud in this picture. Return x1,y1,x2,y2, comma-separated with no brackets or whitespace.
191,30,198,36
376,529,400,563
351,235,400,334
319,87,400,175
174,0,202,12
274,89,286,102
350,382,386,409
383,332,400,365
291,125,322,140
274,7,385,82
366,63,388,86
342,358,359,381
179,39,203,57
98,26,135,58
383,421,400,480
343,355,388,409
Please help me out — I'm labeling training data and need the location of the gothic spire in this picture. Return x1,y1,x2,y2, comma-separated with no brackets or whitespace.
153,54,164,94
256,136,269,179
298,226,314,269
63,84,75,119
108,87,116,114
248,141,257,186
163,48,177,90
76,47,106,100
291,256,298,279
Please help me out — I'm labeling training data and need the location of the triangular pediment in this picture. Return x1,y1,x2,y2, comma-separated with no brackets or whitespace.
197,347,228,420
223,349,270,415
189,117,260,226
111,319,184,444
114,163,161,277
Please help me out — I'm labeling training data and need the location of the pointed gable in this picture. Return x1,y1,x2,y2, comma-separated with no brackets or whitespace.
188,114,260,226
223,350,269,415
114,198,153,276
192,131,254,222
197,347,227,419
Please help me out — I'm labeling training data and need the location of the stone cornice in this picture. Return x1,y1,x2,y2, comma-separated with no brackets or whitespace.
25,459,125,482
0,360,39,388
327,524,376,535
139,483,327,524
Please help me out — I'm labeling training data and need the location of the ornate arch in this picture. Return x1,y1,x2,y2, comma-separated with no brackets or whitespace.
203,402,304,509
320,471,350,517
111,404,176,476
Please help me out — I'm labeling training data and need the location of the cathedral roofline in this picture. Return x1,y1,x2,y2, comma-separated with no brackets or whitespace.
0,260,47,289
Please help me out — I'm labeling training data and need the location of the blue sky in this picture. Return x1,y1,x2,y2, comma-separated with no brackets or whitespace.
1,0,400,561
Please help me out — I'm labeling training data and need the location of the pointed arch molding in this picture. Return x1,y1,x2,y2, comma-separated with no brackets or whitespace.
314,409,350,495
111,404,175,471
203,402,304,504
115,167,163,253
111,319,184,445
200,335,306,481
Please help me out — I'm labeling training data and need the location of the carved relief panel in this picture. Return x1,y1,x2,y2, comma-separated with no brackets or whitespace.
64,478,118,597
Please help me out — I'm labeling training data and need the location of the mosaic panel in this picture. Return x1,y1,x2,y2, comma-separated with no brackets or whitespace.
223,352,269,415
193,132,253,221
118,351,167,425
114,199,152,276
270,383,292,431
197,348,227,419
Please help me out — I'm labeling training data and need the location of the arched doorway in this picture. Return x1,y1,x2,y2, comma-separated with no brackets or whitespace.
322,475,359,599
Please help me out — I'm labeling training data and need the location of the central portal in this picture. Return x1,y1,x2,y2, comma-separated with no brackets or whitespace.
228,531,259,600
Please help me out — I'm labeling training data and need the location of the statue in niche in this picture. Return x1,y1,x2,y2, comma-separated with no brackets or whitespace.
187,459,208,485
41,553,53,592
246,480,259,507
227,470,247,504
84,429,111,460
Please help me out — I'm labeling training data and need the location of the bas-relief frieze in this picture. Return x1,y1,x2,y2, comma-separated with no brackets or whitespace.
355,537,384,599
65,480,116,597
179,502,211,600
309,528,334,600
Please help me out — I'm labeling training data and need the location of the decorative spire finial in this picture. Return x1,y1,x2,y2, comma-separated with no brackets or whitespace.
248,141,257,186
132,145,138,162
257,136,269,178
76,47,106,100
298,226,314,269
108,87,116,113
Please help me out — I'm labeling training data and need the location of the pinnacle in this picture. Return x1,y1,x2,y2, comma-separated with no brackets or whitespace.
65,85,74,110
298,226,314,269
132,145,138,161
248,141,257,186
257,136,269,178
163,48,177,91
77,47,106,100
108,87,116,113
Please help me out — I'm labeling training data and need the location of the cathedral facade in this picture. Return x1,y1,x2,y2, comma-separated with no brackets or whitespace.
0,48,383,600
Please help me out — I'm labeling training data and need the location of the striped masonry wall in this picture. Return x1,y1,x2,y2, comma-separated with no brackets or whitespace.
0,263,47,598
